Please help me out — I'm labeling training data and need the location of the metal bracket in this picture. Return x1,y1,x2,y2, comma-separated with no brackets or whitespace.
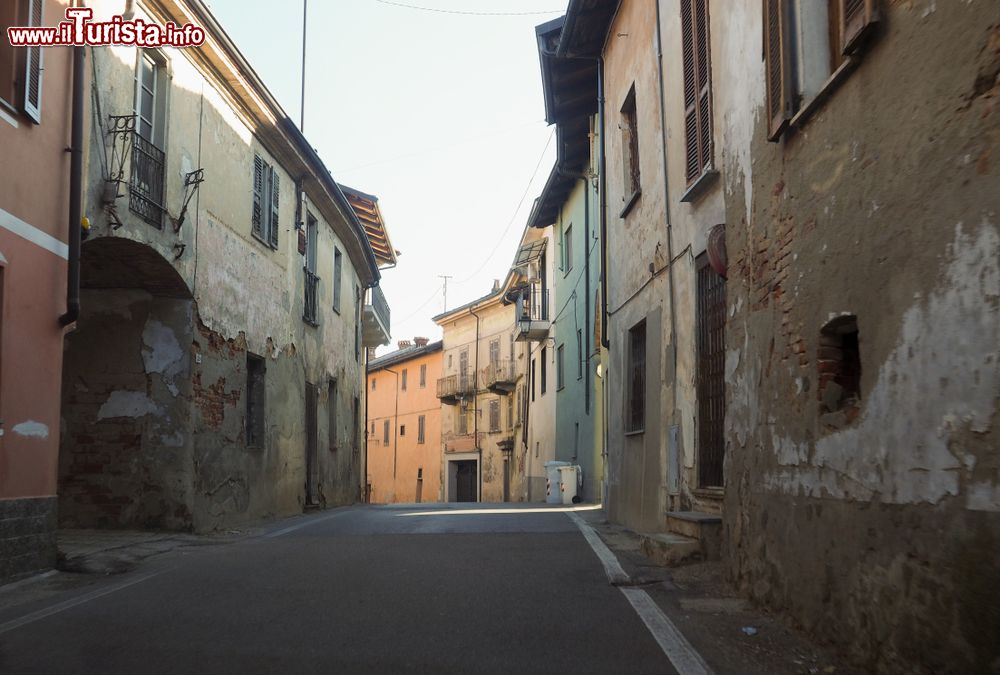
175,168,205,232
106,114,136,193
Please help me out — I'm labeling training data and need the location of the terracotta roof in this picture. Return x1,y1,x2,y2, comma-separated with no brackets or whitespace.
339,185,398,269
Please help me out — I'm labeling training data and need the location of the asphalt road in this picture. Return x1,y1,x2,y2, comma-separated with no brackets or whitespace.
0,504,678,674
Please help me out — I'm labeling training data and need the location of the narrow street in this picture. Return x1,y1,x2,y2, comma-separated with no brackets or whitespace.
1,505,682,674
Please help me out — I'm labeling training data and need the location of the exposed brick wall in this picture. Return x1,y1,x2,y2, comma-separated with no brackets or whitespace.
0,497,57,584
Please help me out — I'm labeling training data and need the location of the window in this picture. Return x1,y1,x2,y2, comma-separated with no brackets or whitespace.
557,344,565,390
696,254,726,486
355,285,361,361
563,224,573,274
303,213,319,326
764,0,879,140
419,364,427,388
131,50,168,228
401,369,408,391
246,353,266,447
458,408,469,435
531,359,536,402
353,397,360,451
328,379,338,451
540,347,547,395
400,424,406,437
620,85,641,210
1,0,43,121
459,349,469,376
418,415,426,444
626,320,646,433
252,154,280,248
333,248,343,313
507,394,514,430
680,0,714,185
448,354,453,369
383,419,390,445
371,377,376,391
818,315,861,426
489,399,501,433
489,339,500,367
577,329,584,380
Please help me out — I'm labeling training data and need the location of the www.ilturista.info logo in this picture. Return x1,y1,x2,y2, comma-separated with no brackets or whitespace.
6,7,205,48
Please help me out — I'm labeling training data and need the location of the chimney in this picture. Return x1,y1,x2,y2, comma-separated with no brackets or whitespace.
492,278,501,292
366,347,377,360
397,340,412,350
414,337,429,347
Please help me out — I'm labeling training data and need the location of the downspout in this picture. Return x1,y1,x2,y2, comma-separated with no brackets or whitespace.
60,45,85,327
384,367,400,480
468,306,482,502
583,171,591,416
598,56,609,351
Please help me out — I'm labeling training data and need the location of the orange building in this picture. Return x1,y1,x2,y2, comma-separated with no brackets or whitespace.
1,0,78,583
366,339,443,504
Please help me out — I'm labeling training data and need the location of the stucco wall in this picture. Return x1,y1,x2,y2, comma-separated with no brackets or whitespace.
719,1,1000,670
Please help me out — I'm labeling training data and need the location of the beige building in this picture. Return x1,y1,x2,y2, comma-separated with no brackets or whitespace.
57,0,392,533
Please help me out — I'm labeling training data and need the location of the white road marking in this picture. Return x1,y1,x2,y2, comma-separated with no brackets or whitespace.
0,570,57,593
565,511,630,585
263,509,351,538
0,571,163,635
397,504,602,517
621,587,714,675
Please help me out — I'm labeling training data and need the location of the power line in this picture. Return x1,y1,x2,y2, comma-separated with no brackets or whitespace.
456,128,555,285
396,285,442,323
373,0,562,16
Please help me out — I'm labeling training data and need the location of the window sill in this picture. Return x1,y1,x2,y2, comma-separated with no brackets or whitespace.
624,428,645,437
789,57,858,132
251,231,277,251
332,306,341,315
302,317,319,328
0,99,19,129
679,166,719,204
619,189,641,218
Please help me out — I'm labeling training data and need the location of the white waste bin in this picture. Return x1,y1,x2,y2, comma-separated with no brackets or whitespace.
559,465,581,505
544,461,570,504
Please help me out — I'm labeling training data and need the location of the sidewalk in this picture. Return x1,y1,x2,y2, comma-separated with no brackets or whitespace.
575,508,857,675
56,529,240,574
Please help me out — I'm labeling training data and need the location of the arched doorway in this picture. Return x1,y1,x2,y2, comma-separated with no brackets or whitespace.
59,236,195,530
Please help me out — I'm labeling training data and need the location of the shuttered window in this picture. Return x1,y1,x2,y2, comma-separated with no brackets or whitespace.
252,154,280,248
626,321,646,433
680,0,713,183
418,415,426,444
489,399,500,433
840,0,878,54
23,0,43,123
764,0,792,141
619,87,641,202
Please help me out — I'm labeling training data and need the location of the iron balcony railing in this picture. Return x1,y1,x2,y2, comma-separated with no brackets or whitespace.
368,284,390,334
516,283,550,322
482,359,517,392
129,131,165,228
303,268,320,325
436,373,476,401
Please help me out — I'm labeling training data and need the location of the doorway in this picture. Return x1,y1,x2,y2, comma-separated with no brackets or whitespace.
305,382,319,506
455,461,477,502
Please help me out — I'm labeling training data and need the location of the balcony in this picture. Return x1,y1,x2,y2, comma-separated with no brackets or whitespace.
436,374,476,405
362,284,390,346
514,283,551,342
481,360,517,394
129,132,165,228
303,268,320,326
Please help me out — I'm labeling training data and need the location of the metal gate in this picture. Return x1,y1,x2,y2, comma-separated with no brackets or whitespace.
696,254,726,488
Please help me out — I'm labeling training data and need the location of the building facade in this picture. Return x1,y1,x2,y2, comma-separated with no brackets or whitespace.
718,1,1000,671
56,0,389,534
0,0,75,582
367,339,443,504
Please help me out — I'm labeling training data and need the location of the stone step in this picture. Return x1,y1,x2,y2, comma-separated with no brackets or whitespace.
638,531,702,566
666,511,722,560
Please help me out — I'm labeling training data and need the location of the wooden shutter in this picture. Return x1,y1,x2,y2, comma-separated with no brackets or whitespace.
764,0,792,141
23,0,43,123
252,155,264,239
840,0,878,55
681,0,713,183
268,167,280,248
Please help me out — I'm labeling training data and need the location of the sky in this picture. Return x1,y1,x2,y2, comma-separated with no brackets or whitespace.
205,0,564,354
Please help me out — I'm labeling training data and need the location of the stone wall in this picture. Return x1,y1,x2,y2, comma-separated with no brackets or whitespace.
0,497,57,584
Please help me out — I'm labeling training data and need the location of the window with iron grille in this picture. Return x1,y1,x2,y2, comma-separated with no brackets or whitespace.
626,320,646,433
252,154,280,248
458,407,469,435
246,353,266,447
540,347,547,395
620,86,641,208
328,379,338,451
418,415,426,444
680,0,714,185
420,364,427,388
131,51,167,228
489,399,501,433
696,254,726,487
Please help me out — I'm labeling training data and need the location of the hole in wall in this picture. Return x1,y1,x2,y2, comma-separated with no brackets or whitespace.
817,315,861,432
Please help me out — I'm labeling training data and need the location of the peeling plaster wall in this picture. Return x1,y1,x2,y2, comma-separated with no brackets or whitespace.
60,290,194,529
719,1,1000,671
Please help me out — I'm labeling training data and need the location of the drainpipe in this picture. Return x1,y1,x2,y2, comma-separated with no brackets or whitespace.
469,306,482,502
598,56,609,351
60,44,85,327
383,367,401,480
